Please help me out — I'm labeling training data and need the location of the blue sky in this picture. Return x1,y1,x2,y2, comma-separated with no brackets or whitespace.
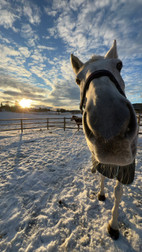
0,0,142,109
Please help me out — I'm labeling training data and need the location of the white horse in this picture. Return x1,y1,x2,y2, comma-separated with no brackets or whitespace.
71,40,138,239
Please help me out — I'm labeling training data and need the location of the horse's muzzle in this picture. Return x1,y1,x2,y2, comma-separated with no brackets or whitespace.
83,100,138,166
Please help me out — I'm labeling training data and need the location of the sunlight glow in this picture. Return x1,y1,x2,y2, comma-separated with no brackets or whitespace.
19,98,32,108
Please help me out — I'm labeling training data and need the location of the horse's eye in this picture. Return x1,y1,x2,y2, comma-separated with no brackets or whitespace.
76,78,81,85
116,61,123,72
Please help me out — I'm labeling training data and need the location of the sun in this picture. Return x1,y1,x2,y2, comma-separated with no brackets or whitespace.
19,98,32,108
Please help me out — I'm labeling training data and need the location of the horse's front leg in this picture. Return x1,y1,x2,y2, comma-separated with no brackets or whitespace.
108,180,123,240
98,175,106,201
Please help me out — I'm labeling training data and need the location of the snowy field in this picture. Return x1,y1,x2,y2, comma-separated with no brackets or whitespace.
0,113,142,251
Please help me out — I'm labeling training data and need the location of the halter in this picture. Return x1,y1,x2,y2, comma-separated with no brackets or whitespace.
80,70,126,113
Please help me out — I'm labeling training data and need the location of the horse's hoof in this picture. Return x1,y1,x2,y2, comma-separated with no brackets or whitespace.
107,223,119,240
98,193,106,201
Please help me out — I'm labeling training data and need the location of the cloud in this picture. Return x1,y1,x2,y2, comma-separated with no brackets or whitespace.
0,73,80,109
20,23,39,46
43,58,80,108
0,40,55,92
44,7,57,17
69,0,85,11
44,0,142,105
0,9,17,30
47,0,142,59
23,2,41,24
37,45,56,51
0,44,20,57
0,44,32,78
18,47,31,58
0,74,49,105
44,79,80,108
0,0,19,31
0,0,41,33
30,49,46,62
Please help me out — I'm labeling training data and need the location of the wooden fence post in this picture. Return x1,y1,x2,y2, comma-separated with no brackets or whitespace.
138,114,140,125
20,119,23,133
47,118,49,130
64,117,66,131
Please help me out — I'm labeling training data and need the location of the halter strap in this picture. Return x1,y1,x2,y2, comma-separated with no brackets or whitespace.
80,70,126,112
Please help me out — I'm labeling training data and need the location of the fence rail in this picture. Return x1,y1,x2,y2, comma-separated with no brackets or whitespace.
0,117,83,132
137,114,142,134
0,113,141,134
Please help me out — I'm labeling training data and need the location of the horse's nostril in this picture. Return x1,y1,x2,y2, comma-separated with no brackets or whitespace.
127,128,130,133
124,103,137,139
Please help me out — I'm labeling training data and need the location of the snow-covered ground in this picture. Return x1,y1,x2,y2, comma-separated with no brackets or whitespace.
0,113,142,251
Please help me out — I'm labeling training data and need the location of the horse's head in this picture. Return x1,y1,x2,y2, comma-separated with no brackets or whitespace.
71,115,76,121
71,40,138,166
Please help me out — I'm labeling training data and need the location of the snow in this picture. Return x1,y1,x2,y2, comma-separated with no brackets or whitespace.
0,113,142,252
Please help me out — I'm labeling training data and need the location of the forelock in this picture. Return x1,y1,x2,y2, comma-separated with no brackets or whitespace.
78,55,104,73
83,55,104,67
91,55,104,61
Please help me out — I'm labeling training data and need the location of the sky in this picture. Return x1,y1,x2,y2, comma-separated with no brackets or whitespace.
0,0,142,110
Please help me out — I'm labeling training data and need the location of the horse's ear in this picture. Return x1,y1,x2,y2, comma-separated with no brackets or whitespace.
71,54,83,74
105,40,118,59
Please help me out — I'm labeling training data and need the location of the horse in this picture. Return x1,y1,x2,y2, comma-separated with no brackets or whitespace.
71,40,138,240
71,115,82,130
